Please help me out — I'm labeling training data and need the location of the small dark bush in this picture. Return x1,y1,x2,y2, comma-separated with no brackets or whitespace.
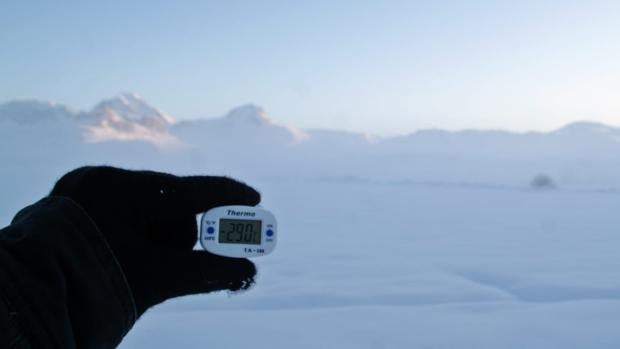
530,174,556,190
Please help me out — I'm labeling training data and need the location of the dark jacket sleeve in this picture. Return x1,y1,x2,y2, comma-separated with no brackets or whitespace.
0,197,136,349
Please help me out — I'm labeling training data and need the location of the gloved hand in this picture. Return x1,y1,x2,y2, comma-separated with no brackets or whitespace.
49,166,260,317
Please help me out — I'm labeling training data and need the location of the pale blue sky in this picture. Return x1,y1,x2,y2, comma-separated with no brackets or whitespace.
2,0,620,135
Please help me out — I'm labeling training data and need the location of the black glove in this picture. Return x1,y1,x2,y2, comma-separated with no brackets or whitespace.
49,166,261,317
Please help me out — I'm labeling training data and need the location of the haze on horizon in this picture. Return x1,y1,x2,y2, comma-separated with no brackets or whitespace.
2,0,620,136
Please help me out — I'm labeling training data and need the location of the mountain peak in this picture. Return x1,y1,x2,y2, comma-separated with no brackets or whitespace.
79,93,176,146
92,93,172,123
224,104,271,125
91,93,174,127
554,121,617,136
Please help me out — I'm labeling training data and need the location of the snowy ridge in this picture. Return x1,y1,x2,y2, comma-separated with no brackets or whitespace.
0,100,75,124
553,121,618,136
224,104,272,125
220,103,309,142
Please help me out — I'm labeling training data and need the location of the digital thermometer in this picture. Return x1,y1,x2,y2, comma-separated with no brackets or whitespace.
199,205,277,258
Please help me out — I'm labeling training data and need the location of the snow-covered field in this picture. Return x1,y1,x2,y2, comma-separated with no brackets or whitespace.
2,94,620,348
119,180,620,349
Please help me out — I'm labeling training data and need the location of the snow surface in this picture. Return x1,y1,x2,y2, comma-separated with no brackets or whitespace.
1,95,620,348
118,181,620,349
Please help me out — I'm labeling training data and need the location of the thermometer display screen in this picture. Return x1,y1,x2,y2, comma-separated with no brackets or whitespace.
218,219,262,245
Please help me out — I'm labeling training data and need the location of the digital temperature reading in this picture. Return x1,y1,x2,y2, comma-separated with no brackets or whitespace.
218,219,262,245
199,205,277,258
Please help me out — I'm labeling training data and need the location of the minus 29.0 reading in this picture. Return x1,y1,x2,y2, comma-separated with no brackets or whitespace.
218,219,262,245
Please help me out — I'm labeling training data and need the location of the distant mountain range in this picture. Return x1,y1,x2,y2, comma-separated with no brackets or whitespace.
3,93,620,148
1,93,620,194
2,93,620,147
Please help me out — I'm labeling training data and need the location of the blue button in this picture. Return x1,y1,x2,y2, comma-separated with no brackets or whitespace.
266,229,274,237
207,227,215,234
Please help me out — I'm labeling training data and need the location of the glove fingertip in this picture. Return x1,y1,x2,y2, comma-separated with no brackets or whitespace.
182,176,261,212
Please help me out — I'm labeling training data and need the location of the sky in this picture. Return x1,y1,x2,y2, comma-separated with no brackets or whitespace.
1,0,620,136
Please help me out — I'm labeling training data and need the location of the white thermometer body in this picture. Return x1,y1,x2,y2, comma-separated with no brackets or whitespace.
199,205,277,258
